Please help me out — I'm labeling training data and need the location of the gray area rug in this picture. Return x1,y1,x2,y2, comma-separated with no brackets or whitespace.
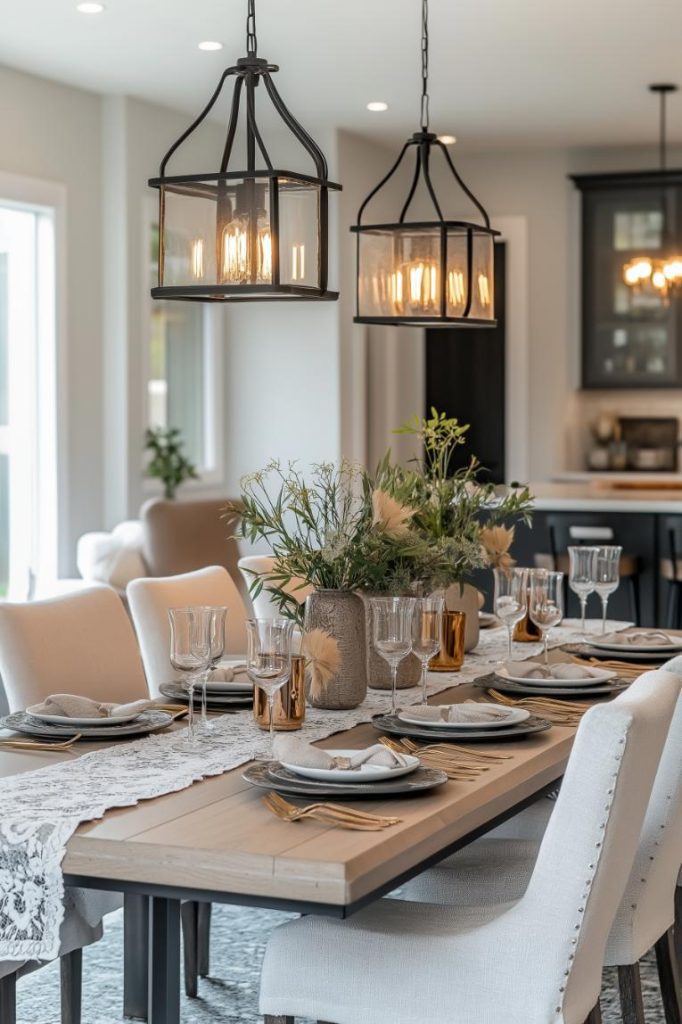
16,905,666,1023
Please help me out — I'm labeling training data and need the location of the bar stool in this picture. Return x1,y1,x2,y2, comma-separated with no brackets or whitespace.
535,520,641,624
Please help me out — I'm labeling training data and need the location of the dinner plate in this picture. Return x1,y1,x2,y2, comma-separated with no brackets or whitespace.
203,678,252,694
588,633,682,655
494,665,617,687
159,682,253,709
479,612,497,629
398,703,530,729
280,748,420,783
562,643,669,664
373,712,552,743
479,673,629,699
0,709,174,740
243,761,448,799
25,706,144,726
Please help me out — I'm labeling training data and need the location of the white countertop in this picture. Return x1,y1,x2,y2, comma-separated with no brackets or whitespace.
530,481,682,514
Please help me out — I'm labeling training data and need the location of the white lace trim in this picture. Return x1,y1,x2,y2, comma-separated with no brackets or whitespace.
0,619,626,961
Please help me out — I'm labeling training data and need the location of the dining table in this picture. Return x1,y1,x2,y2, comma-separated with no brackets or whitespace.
0,624,649,1024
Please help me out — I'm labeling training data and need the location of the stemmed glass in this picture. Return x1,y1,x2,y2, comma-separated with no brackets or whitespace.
568,546,598,638
169,606,212,742
246,618,293,760
198,606,228,733
368,596,415,716
412,594,444,705
493,568,528,661
528,569,564,664
593,546,622,634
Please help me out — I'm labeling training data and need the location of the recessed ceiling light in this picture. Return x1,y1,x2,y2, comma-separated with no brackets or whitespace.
198,40,223,51
76,2,105,12
438,134,457,145
367,101,389,112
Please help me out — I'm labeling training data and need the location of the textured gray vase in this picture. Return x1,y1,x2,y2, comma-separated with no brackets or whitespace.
362,595,421,690
303,590,368,710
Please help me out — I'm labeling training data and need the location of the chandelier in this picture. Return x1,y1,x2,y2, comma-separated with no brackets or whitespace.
623,84,682,300
148,0,341,303
351,0,498,327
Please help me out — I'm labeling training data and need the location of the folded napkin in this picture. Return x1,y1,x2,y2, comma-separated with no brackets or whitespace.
407,703,511,724
273,735,406,770
505,661,595,681
29,693,154,719
600,630,673,646
209,662,248,682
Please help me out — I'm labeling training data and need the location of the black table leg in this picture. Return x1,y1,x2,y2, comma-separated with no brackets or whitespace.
148,897,181,1024
124,893,149,1020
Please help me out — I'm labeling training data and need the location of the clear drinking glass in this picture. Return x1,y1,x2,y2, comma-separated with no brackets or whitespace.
246,617,293,760
197,606,228,733
493,567,528,661
169,606,212,742
593,546,622,634
368,596,416,715
568,546,599,637
528,569,564,664
412,594,444,705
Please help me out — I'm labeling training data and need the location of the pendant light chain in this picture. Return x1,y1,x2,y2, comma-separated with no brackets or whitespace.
246,0,258,56
659,88,667,171
420,0,430,131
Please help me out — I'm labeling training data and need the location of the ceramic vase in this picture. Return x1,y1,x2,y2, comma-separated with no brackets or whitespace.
303,590,367,710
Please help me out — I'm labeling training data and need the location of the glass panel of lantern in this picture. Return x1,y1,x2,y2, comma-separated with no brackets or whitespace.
357,227,442,319
278,179,320,289
446,228,495,320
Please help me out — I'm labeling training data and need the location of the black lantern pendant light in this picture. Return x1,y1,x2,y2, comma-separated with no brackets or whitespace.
148,0,341,303
352,0,498,326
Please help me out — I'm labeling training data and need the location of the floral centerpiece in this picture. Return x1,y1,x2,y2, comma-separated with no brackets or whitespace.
226,410,533,708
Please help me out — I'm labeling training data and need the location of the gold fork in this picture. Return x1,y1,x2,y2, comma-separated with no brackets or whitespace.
0,733,82,751
486,689,588,725
378,737,483,780
397,736,513,763
263,792,401,830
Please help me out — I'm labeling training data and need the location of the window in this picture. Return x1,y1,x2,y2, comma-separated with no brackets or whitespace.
0,191,57,598
145,204,222,483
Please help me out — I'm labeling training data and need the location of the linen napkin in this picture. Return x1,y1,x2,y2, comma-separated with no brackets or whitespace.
273,735,407,769
403,703,513,724
505,661,596,681
599,630,673,646
28,694,154,719
209,662,249,682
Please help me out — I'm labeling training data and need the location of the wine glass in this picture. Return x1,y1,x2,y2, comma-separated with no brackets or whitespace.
246,618,293,760
528,569,564,664
593,546,622,634
412,594,444,705
169,606,212,742
197,606,228,733
368,596,415,716
493,567,528,662
568,546,598,637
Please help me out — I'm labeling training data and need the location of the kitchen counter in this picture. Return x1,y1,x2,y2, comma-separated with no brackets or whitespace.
529,481,682,514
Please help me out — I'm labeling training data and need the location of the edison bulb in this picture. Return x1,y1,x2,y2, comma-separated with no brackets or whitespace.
219,209,272,285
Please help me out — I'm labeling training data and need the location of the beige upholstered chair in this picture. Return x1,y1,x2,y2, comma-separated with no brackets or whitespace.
140,497,249,606
0,584,148,712
127,566,248,697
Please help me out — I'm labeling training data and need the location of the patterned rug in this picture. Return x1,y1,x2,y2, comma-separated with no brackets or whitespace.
15,904,666,1023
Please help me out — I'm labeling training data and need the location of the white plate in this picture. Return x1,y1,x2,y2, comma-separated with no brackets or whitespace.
205,659,252,693
479,612,497,628
280,748,420,783
495,665,617,687
588,634,682,655
26,705,143,726
398,703,530,729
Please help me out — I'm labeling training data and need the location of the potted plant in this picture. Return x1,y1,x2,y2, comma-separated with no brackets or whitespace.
144,427,199,500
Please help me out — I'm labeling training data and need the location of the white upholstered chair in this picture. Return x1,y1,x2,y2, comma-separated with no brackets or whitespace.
0,584,148,1023
238,555,312,619
398,668,682,1024
259,671,680,1024
127,565,248,697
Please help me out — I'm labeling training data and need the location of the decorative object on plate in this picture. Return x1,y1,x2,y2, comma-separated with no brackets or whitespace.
254,653,306,731
26,693,155,726
247,617,293,758
2,710,174,740
593,546,622,635
273,736,418,782
397,702,530,729
493,566,528,661
428,609,466,673
528,568,564,663
373,711,552,743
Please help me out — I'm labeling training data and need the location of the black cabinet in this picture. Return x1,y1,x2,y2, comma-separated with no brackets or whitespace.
572,170,682,389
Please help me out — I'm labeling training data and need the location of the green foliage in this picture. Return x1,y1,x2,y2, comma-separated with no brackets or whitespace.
144,427,199,500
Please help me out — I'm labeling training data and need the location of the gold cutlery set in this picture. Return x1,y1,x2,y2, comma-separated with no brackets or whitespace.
262,791,401,831
482,690,591,727
379,735,511,779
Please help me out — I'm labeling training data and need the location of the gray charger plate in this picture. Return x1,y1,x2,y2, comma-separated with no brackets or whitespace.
476,672,630,698
373,711,552,743
159,681,253,709
1,709,173,740
562,643,668,664
243,761,448,799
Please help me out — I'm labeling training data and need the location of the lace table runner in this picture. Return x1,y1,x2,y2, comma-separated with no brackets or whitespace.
0,618,628,961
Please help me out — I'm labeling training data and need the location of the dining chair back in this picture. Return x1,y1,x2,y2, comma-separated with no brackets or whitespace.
127,566,248,696
0,584,148,712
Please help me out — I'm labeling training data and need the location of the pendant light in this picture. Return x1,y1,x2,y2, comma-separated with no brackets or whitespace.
623,84,682,299
148,0,341,303
351,0,499,327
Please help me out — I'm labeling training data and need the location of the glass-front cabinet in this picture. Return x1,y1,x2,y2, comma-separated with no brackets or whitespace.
572,170,682,388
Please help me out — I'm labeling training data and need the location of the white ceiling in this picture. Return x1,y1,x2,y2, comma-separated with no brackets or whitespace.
3,0,682,150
